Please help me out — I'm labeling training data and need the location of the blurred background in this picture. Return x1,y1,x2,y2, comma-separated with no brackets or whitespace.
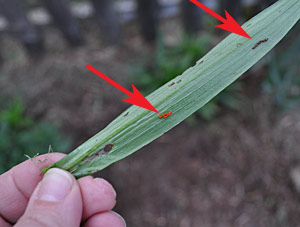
0,0,300,226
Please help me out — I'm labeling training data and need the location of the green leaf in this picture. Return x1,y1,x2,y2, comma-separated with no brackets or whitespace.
43,0,300,178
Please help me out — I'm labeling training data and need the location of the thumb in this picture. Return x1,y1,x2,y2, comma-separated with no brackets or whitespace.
15,168,83,227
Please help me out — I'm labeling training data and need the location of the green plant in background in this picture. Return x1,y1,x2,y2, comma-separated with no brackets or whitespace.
43,0,300,178
0,98,70,174
263,24,300,110
132,35,210,93
131,34,245,120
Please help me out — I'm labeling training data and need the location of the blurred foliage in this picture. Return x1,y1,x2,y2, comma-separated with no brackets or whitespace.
131,34,245,120
132,34,210,93
0,98,70,174
263,25,300,110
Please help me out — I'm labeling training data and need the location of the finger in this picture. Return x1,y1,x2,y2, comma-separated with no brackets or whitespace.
15,168,82,227
0,153,65,223
0,216,11,227
83,211,126,227
78,176,117,221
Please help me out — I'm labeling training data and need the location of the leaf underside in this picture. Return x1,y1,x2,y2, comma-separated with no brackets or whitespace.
43,0,300,178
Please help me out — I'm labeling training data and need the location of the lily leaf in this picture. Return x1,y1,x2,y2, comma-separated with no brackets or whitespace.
43,0,300,178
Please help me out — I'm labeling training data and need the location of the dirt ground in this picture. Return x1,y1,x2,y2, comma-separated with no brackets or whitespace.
1,19,300,227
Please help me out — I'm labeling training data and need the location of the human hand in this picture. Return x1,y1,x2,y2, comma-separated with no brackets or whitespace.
0,153,126,227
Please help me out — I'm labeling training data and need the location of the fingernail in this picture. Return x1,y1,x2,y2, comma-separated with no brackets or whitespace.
111,211,126,227
37,168,73,202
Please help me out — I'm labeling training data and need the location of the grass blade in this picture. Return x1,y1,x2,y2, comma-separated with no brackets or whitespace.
43,0,300,178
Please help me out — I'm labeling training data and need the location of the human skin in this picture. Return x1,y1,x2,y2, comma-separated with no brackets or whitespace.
0,153,126,227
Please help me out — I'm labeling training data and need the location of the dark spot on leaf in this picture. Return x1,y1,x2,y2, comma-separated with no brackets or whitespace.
168,82,175,87
124,112,129,117
104,144,114,152
176,80,182,84
84,144,114,162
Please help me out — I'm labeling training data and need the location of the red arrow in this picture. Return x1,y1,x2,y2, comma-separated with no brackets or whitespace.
86,64,159,113
189,0,251,39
